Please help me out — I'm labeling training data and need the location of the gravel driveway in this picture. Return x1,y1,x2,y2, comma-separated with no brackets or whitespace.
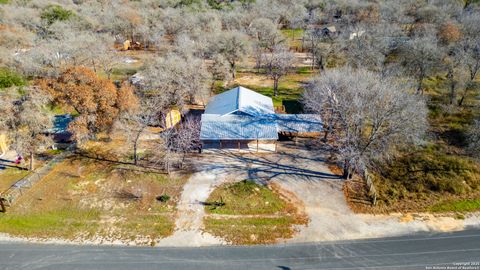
159,140,480,246
244,141,480,242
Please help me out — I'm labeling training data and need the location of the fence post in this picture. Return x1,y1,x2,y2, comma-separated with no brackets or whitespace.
364,169,377,206
0,198,6,213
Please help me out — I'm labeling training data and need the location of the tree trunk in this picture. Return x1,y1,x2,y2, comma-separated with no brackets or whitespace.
458,90,467,106
133,129,144,165
29,152,34,171
318,55,325,71
133,141,138,165
447,69,456,105
311,51,315,70
273,78,279,97
416,76,424,95
92,59,97,73
210,80,216,93
301,34,305,52
458,80,472,106
231,61,236,80
165,160,171,174
0,198,5,213
322,127,330,142
342,159,352,179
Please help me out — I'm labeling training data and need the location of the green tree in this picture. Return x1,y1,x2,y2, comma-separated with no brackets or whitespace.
41,5,74,25
0,69,26,89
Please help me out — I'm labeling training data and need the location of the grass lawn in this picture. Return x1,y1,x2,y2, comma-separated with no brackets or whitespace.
0,157,187,245
430,198,480,213
203,180,307,245
206,180,288,215
281,29,305,49
96,50,150,81
220,68,314,113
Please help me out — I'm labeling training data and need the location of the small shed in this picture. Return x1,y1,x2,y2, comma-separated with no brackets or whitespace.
0,133,8,158
322,26,337,37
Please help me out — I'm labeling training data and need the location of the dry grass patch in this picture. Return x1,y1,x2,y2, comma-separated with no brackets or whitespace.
80,132,159,164
0,167,29,192
0,157,188,244
203,180,307,245
0,154,52,192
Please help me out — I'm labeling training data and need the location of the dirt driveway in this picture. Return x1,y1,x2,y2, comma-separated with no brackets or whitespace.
161,140,480,246
158,153,250,246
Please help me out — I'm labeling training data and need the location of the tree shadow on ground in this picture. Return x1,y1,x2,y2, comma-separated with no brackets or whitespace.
195,141,342,183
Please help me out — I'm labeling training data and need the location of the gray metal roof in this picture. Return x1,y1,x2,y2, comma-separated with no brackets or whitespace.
46,114,72,134
273,114,323,133
205,86,274,116
200,87,323,141
200,114,278,141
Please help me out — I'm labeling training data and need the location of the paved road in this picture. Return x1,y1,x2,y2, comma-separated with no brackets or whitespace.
1,229,480,270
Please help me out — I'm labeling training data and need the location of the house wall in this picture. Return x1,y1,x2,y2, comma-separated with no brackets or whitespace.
201,140,277,153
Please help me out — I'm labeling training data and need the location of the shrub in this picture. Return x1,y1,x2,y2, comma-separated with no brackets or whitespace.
373,147,480,204
41,5,74,25
156,195,170,202
0,68,25,89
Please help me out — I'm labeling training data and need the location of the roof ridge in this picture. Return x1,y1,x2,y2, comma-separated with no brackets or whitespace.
236,86,242,110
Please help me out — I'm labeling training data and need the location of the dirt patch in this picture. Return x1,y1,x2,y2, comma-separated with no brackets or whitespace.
269,182,308,222
234,74,272,88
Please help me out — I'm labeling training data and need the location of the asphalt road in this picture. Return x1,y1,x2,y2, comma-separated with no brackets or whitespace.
0,229,479,270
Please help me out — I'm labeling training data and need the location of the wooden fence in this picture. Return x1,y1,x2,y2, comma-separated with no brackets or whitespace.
0,146,74,211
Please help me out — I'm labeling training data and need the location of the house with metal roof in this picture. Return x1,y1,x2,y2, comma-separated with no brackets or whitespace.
200,86,323,152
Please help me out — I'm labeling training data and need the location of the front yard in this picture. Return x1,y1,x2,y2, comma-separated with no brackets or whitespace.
0,156,188,245
203,180,307,245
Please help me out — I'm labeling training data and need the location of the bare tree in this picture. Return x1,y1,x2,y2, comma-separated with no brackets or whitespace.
209,54,232,91
117,96,168,166
467,120,480,158
303,67,428,178
212,31,250,80
248,18,285,51
157,117,200,173
305,27,339,71
261,45,295,97
343,23,405,73
458,11,480,106
400,35,443,95
142,54,211,106
0,87,53,171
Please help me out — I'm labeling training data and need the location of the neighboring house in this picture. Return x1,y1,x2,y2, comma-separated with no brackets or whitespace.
0,133,8,158
349,30,366,40
165,109,182,129
322,26,337,38
46,114,73,144
200,87,323,152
